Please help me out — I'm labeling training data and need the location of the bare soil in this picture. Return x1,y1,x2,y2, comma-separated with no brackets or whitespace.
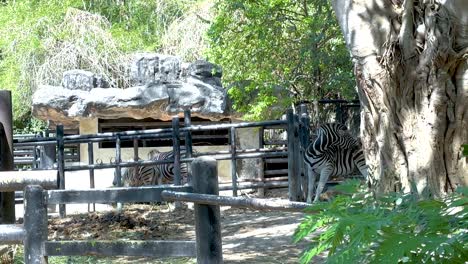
43,190,322,263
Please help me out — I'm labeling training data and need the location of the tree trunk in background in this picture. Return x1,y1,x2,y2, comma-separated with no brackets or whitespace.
332,0,468,195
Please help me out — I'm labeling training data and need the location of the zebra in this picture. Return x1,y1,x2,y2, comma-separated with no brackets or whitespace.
112,158,158,187
147,149,191,185
304,123,368,203
112,149,193,187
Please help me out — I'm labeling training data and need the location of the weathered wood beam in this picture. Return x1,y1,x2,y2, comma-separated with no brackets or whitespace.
162,191,311,212
45,240,196,257
0,170,58,192
0,225,25,244
47,185,193,204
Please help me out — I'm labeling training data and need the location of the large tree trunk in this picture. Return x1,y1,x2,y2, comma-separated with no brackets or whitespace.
331,0,468,195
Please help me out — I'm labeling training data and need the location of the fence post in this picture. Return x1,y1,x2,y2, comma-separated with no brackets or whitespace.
192,157,222,264
257,126,265,197
115,135,122,211
41,127,56,170
184,110,193,178
230,127,237,197
293,114,301,201
56,125,66,217
299,105,310,201
32,133,40,169
287,109,300,201
87,142,95,212
172,116,181,185
336,103,343,124
0,90,15,223
24,185,47,264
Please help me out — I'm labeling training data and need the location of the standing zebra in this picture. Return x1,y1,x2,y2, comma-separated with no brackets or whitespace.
304,123,368,203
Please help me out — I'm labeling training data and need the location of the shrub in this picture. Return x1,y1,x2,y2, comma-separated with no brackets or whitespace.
294,180,467,263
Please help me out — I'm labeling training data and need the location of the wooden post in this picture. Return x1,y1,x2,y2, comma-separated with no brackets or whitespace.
0,90,15,223
192,157,222,264
56,125,66,217
172,116,181,185
24,185,47,264
87,142,95,212
230,127,237,197
287,109,300,201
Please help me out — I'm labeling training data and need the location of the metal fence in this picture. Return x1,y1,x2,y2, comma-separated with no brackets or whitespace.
13,108,309,217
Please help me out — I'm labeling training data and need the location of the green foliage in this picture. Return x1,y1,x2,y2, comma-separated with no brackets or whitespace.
0,0,194,132
159,0,214,61
207,0,355,120
462,144,468,157
294,180,468,263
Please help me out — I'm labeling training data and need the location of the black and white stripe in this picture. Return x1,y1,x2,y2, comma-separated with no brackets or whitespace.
112,148,193,187
112,159,158,187
147,149,191,185
304,123,367,202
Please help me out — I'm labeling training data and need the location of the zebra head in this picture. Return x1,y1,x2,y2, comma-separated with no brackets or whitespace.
147,149,161,160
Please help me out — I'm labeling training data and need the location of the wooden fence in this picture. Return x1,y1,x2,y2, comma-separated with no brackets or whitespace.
0,157,310,264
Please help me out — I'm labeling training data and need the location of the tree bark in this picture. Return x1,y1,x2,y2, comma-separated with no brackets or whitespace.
331,0,468,195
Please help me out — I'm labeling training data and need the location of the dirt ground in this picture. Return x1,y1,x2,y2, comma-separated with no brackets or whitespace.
41,190,324,264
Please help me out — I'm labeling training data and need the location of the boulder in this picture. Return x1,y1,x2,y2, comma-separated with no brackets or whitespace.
32,54,233,124
62,70,110,91
129,53,181,85
33,81,230,126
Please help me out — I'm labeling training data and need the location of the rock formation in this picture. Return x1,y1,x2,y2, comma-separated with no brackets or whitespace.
32,53,232,127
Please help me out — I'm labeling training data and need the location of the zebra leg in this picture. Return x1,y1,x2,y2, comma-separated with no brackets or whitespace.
306,162,317,203
353,150,373,188
314,166,333,203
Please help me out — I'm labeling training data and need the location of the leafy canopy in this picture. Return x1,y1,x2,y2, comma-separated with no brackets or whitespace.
0,0,193,131
294,180,468,263
207,0,355,120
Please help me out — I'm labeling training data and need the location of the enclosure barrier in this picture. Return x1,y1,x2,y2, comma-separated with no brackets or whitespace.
161,191,309,212
0,157,313,263
0,184,197,264
12,107,309,219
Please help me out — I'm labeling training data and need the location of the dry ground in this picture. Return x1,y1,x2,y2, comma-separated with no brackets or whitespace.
38,189,324,264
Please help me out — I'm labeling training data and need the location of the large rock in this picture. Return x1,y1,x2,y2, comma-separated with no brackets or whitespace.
129,53,182,85
32,54,232,125
62,70,110,91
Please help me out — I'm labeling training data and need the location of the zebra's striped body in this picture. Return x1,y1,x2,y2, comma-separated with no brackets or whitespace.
304,123,367,203
147,149,191,185
112,159,158,187
112,148,192,187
